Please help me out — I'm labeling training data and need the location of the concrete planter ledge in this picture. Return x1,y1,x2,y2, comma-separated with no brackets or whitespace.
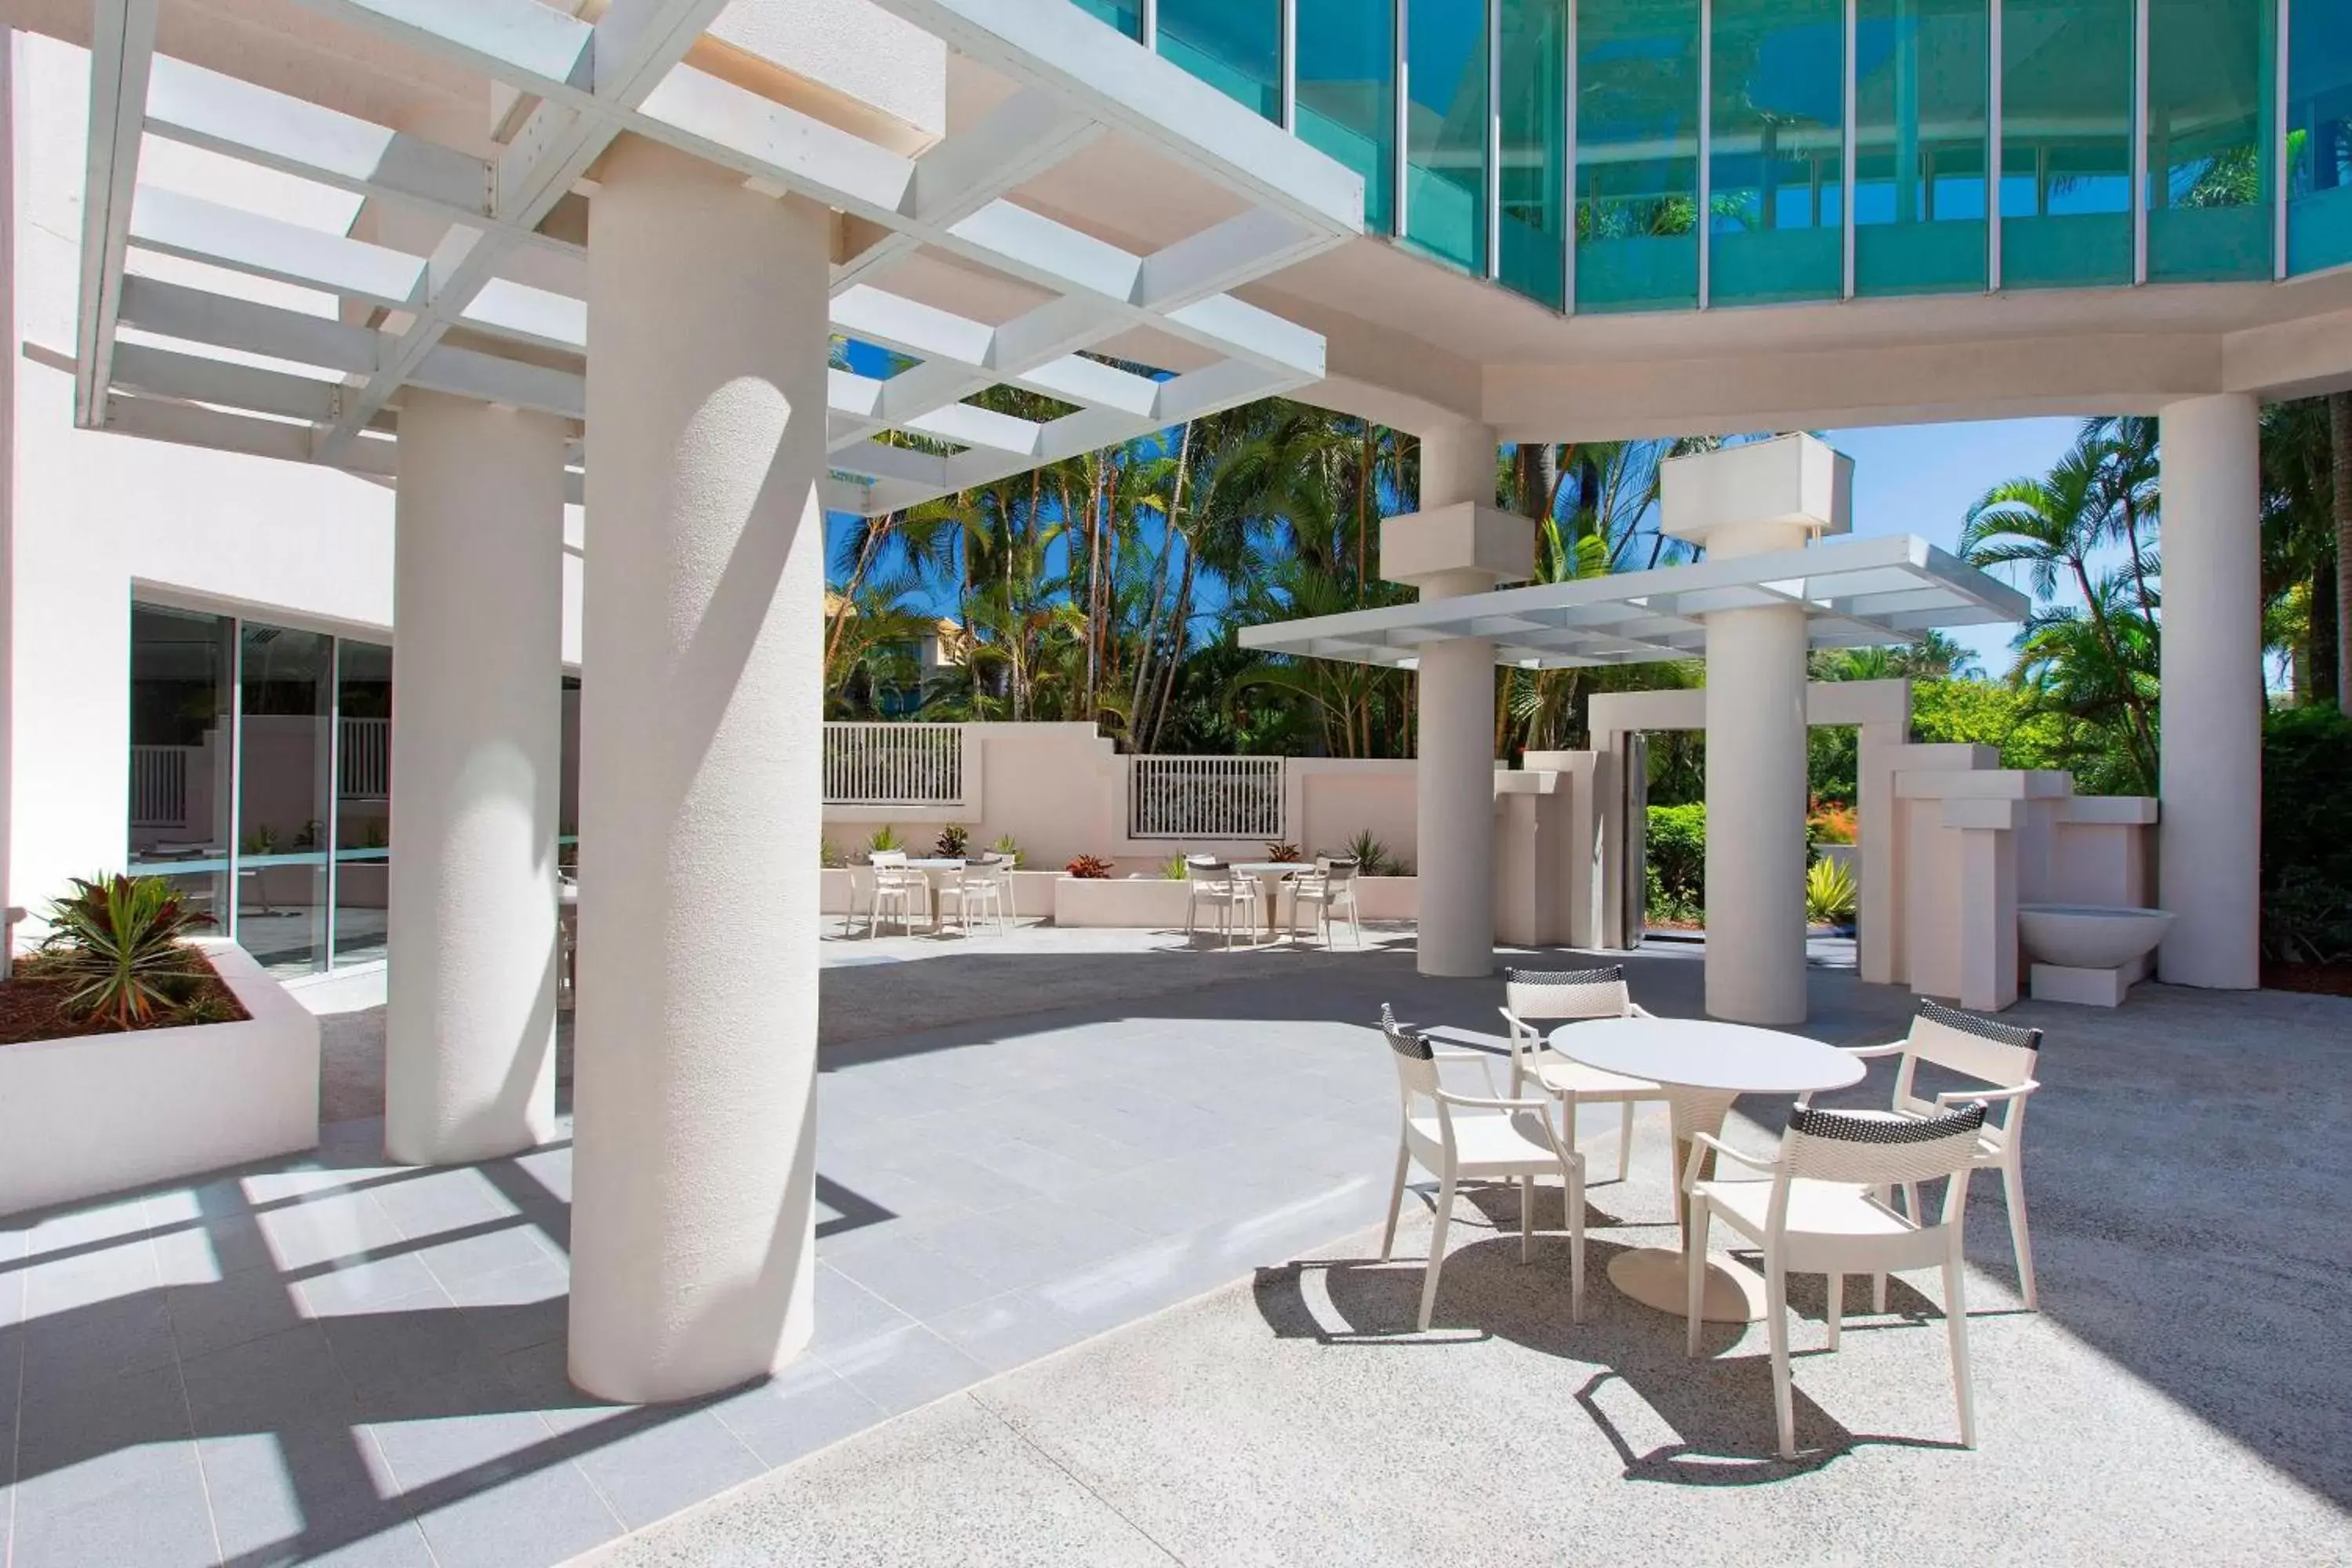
0,938,319,1215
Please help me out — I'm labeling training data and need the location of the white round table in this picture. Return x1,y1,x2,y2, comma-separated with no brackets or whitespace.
1231,862,1302,939
1548,1016,1864,1323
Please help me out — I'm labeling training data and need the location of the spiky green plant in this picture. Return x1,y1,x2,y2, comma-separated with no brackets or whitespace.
1160,855,1190,880
1343,829,1392,878
1806,856,1859,926
989,834,1022,866
38,874,214,1027
863,825,904,862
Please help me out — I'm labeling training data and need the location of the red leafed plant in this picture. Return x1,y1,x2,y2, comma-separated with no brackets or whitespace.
1065,855,1114,880
38,873,214,1027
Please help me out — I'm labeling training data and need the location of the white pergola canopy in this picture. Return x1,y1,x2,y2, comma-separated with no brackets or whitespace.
1237,534,2031,670
74,0,1361,514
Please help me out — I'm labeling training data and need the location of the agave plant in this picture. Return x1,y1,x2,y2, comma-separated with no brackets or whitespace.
1806,856,1859,926
1344,829,1392,878
38,873,213,1027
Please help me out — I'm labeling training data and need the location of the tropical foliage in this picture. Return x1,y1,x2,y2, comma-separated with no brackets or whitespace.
35,873,216,1028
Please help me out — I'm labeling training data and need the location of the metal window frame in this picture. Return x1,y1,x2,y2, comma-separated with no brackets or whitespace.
1486,0,1502,280
324,637,343,968
1697,0,1713,309
1140,0,1157,51
2132,0,2149,284
1563,0,1578,312
1395,0,1411,239
1987,0,2003,291
1280,0,1297,132
2275,0,2292,279
1843,0,1859,298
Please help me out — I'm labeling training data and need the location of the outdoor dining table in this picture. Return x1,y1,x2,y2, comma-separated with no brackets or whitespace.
1230,862,1305,938
899,858,967,931
1547,1016,1865,1323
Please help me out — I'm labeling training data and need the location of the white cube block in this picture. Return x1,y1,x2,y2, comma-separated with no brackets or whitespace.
1661,433,1853,557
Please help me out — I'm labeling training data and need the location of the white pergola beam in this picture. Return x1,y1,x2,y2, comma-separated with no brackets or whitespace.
117,274,380,374
111,339,343,423
283,0,595,101
103,390,398,477
129,186,426,310
74,0,158,428
410,343,584,419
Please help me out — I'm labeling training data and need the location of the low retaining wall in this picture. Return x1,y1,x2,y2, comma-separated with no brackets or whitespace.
1051,874,1415,929
1,938,320,1214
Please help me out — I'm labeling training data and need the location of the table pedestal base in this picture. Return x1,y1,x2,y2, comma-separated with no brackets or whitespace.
1607,1245,1766,1323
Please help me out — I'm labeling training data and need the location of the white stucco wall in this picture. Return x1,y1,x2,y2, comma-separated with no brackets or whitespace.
1,33,584,931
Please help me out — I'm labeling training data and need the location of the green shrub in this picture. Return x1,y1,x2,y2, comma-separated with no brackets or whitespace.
2263,707,2352,964
990,834,1022,866
1646,803,1705,912
818,839,846,869
862,825,903,862
38,873,214,1027
1806,855,1859,925
1341,829,1394,877
1160,855,1191,880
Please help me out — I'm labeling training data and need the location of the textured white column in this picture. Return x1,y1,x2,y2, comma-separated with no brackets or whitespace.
383,390,564,1165
2157,394,2262,989
1702,604,1811,1025
568,139,826,1403
1413,423,1497,978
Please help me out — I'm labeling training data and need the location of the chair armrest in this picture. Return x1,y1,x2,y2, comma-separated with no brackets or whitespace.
1935,1080,2038,1105
1431,1048,1505,1100
1625,1002,1656,1018
1684,1131,1781,1192
1432,1089,1555,1114
1842,1040,1908,1060
1497,1006,1534,1043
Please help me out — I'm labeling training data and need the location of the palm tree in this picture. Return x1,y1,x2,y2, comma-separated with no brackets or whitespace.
1960,431,2159,773
2011,575,2159,793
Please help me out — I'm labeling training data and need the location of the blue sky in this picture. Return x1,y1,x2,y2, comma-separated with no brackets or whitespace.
1823,417,2085,673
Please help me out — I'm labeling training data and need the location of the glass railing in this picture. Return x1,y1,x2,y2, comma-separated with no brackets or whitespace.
1070,0,2352,315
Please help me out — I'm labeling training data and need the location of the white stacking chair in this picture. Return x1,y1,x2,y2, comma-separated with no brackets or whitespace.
1684,1100,1989,1459
1182,855,1258,949
1838,999,2045,1310
1498,966,1666,1185
1377,1004,1587,1330
940,855,1010,934
863,850,923,937
1288,855,1363,946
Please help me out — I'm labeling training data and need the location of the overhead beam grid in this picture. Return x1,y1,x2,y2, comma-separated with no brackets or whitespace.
71,0,1362,514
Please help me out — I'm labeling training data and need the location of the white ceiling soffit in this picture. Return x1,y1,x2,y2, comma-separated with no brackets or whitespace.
1236,536,2032,670
74,0,1363,515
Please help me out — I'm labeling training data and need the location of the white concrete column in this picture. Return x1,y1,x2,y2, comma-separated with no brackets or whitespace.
1701,605,1811,1024
1411,422,1499,977
383,390,565,1165
2156,394,2262,989
568,138,826,1403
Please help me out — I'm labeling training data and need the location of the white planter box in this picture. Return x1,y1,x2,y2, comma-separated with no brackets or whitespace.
0,938,319,1215
822,866,1059,923
1051,876,1195,928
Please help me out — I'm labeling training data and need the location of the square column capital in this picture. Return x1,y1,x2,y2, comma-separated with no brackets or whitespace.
1661,433,1853,560
1381,502,1534,596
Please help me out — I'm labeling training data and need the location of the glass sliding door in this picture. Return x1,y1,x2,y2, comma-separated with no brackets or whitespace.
1497,0,1568,307
1577,0,1702,313
126,604,235,927
1710,0,1846,306
1403,0,1489,273
236,622,333,976
1071,0,1143,40
1999,0,2133,288
1159,0,1281,122
2145,0,2274,282
1296,0,1396,234
333,641,392,966
2288,0,2352,275
1854,0,1991,296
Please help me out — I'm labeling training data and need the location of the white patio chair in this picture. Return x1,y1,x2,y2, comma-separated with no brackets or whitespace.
1831,998,2046,1310
1377,1004,1587,1329
1497,966,1665,1185
938,856,1009,934
1182,855,1258,949
1684,1100,1990,1459
864,850,922,938
1288,855,1363,946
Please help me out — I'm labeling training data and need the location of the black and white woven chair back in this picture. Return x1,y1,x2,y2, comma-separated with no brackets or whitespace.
1504,964,1629,1022
1377,1004,1439,1100
1909,999,2042,1084
1784,1102,1989,1186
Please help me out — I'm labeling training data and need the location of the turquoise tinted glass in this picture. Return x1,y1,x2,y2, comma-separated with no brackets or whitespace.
2288,0,2352,275
1854,0,1988,296
1577,0,1700,312
1404,0,1488,272
1498,0,1568,307
2000,0,2132,289
1297,0,1396,234
1710,0,1844,307
1159,1,1280,122
1070,0,1142,40
2146,0,2273,282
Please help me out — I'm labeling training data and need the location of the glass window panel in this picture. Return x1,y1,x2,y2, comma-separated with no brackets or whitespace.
1577,0,1701,313
1999,0,2132,289
1070,0,1142,41
332,640,390,967
2288,0,2352,275
1159,0,1280,122
2146,0,2273,283
127,603,234,930
1710,0,1846,307
561,674,581,876
1297,0,1396,233
237,622,332,976
1404,0,1488,273
1497,0,1568,308
1854,0,1989,296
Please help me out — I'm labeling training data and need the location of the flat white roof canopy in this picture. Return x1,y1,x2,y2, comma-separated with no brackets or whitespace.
1236,534,2030,670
